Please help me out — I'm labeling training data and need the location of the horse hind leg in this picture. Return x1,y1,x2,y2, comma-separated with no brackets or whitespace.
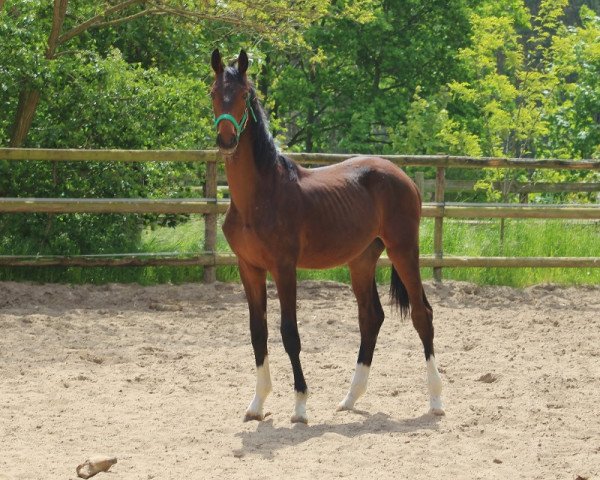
338,239,385,411
386,244,445,416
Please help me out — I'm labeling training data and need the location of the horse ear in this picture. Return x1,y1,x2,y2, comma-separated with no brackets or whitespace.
211,49,224,75
238,49,249,76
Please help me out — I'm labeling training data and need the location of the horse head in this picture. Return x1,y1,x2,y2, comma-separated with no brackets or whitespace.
210,49,255,157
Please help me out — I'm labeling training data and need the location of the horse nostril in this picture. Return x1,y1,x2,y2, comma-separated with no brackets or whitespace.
216,133,238,150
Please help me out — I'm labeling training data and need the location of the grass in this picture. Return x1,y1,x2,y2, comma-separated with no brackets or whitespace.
420,218,600,286
291,218,600,287
1,215,599,287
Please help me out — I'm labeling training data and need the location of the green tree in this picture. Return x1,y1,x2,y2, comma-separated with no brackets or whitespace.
0,0,327,258
545,5,600,160
392,0,599,203
265,0,471,153
1,0,327,147
391,87,482,157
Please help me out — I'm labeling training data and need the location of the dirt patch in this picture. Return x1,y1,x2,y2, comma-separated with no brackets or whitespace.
1,280,598,479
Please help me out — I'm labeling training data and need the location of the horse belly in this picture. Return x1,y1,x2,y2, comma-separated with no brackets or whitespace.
297,218,379,269
296,179,382,268
297,243,374,269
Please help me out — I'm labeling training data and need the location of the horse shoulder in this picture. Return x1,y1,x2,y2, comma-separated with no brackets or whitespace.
222,205,241,245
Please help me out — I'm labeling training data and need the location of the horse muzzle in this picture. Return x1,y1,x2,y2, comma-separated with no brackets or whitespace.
216,133,239,157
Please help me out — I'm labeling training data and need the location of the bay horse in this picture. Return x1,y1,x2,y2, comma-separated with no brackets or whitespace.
211,49,444,424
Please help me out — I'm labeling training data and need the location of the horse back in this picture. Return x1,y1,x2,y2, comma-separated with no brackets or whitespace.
293,156,421,268
298,156,420,218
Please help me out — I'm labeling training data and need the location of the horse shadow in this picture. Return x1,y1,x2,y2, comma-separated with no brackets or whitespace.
233,410,442,460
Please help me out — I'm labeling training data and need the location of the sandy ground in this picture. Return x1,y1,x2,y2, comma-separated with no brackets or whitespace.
0,279,599,480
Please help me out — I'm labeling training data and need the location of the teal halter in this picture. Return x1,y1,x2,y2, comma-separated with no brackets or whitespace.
213,95,257,140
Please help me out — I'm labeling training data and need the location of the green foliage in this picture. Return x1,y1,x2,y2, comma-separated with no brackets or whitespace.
447,0,600,164
0,1,50,144
546,5,600,159
0,46,212,255
36,49,212,149
268,0,472,153
391,87,482,157
391,0,600,204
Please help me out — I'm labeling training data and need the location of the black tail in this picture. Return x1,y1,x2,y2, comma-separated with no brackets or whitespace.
389,266,410,319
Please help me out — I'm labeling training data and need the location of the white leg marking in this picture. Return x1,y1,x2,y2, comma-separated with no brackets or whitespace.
427,355,445,415
337,363,370,411
291,391,309,424
244,357,272,421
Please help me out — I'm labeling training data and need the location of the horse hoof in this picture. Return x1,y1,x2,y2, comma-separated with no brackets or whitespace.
244,413,262,422
337,392,358,411
291,414,308,424
244,411,271,422
429,396,445,416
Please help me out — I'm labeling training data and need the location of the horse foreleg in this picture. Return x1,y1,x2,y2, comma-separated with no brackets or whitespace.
239,261,271,422
272,265,308,424
338,240,385,411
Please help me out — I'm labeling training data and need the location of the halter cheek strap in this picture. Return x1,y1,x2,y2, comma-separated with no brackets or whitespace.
214,96,257,140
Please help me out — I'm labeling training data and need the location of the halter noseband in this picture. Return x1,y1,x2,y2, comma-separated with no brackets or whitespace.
213,95,257,140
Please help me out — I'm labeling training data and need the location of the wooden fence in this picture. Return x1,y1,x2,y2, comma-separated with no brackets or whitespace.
1,148,600,282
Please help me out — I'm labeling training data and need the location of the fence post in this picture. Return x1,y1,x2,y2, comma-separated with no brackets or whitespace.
433,167,446,282
203,159,218,283
415,171,425,197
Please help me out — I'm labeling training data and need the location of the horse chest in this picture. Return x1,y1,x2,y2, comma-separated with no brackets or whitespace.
223,209,290,267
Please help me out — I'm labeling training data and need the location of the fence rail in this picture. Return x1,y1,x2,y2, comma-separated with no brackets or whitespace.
0,198,227,214
3,199,599,219
1,148,599,281
3,148,600,169
1,253,599,268
419,179,600,195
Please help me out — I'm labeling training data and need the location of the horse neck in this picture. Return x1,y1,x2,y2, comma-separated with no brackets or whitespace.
224,125,274,217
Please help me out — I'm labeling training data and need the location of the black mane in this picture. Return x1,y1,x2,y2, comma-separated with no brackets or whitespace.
248,86,298,181
224,66,297,181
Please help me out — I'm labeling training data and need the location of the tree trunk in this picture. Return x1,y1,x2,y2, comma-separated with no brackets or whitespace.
305,67,317,153
8,0,68,147
305,108,314,152
9,89,42,147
